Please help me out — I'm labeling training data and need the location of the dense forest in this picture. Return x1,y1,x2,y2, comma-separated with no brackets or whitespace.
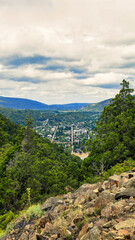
81,80,135,181
0,79,135,233
0,108,100,126
0,116,81,231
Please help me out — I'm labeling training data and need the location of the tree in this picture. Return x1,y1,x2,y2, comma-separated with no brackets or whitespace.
82,80,135,178
22,117,34,153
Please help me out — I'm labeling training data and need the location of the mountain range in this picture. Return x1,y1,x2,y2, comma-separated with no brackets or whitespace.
0,96,112,112
0,96,88,111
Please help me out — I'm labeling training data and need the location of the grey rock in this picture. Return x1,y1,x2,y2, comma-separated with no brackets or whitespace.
114,218,135,230
80,226,101,240
115,187,135,200
41,197,58,211
109,174,121,182
124,177,135,188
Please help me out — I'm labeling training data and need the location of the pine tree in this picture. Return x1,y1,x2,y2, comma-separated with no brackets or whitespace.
82,80,135,177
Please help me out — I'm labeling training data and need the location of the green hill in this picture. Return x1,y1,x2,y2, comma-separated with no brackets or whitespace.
79,98,112,112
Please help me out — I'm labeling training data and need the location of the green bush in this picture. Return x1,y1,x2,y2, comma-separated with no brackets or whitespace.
0,230,6,239
103,158,135,179
0,210,16,230
0,204,43,238
24,204,43,221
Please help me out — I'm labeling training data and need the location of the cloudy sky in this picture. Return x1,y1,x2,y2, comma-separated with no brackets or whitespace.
0,0,135,104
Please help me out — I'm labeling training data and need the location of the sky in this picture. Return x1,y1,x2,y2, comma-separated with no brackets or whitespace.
0,0,135,104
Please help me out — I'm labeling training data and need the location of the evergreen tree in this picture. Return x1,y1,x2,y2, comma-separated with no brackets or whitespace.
82,80,135,178
0,113,82,217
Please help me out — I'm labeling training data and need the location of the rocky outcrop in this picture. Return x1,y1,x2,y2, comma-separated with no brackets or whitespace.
3,168,135,240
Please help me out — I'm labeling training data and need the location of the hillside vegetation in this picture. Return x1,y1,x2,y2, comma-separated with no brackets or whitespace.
81,80,135,182
0,79,135,236
0,116,81,232
79,98,111,112
0,108,100,127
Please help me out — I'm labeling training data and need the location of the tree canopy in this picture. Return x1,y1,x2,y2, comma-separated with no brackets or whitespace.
81,80,135,180
0,114,81,220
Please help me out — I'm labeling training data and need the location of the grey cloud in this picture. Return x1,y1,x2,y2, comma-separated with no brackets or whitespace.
78,83,121,89
104,37,135,47
9,76,44,84
0,73,43,84
95,83,121,89
119,62,135,69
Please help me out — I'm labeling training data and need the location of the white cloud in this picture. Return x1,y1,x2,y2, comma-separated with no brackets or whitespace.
0,0,135,103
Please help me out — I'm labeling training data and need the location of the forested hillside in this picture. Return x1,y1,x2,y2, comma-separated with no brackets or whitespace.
81,80,135,182
79,98,111,112
0,115,81,231
0,108,100,126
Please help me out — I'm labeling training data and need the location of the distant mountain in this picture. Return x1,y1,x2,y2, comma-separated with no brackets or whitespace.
79,98,112,112
0,96,88,111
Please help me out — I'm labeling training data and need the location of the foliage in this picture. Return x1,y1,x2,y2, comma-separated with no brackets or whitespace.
24,204,43,220
0,203,43,238
0,113,82,231
81,80,135,179
103,158,135,180
0,108,100,126
0,211,17,231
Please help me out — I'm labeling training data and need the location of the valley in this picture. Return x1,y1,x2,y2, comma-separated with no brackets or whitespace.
0,108,100,152
34,113,99,152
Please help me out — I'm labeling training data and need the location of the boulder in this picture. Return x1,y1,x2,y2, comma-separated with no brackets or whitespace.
80,226,101,240
109,174,121,187
94,191,115,209
41,197,58,211
101,203,113,218
111,199,126,216
124,177,135,188
115,188,135,200
114,218,135,230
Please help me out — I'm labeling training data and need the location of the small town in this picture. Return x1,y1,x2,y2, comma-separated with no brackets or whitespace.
35,118,97,153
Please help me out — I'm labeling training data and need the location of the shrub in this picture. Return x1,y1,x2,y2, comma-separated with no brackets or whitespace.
0,210,17,230
24,204,43,220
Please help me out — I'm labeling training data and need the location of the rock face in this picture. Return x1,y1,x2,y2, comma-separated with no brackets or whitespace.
3,168,135,240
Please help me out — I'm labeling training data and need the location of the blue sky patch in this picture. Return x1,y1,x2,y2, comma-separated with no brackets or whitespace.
96,83,120,89
3,55,52,67
40,65,66,72
69,67,86,74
